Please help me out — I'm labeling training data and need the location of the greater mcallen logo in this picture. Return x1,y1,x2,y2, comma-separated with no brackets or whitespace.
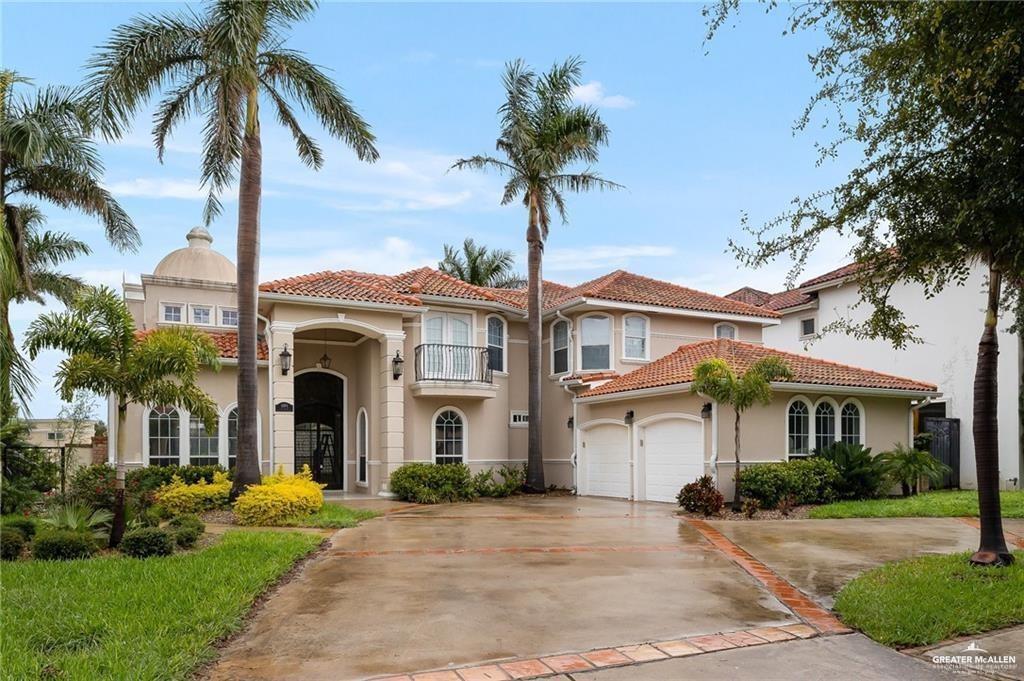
931,641,1017,674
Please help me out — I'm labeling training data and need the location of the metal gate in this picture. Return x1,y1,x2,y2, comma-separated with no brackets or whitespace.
922,417,960,489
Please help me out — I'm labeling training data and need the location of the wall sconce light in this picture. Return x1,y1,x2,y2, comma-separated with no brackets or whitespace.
392,350,405,379
624,410,635,425
279,344,292,376
567,416,574,429
701,402,712,419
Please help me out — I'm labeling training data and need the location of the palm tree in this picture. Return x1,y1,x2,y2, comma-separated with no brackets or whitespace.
439,238,524,288
1,70,137,408
691,356,792,509
25,286,220,545
86,1,379,496
452,58,621,492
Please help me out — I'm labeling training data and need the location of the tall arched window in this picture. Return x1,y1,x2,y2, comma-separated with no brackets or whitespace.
148,406,180,467
357,408,368,485
551,320,570,374
486,316,506,372
841,401,863,444
580,314,611,370
227,407,239,469
787,400,810,457
189,415,219,466
433,409,465,465
814,401,837,452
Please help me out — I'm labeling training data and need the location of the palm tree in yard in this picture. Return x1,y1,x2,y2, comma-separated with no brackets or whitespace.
1,69,137,409
439,238,524,288
452,57,621,492
25,286,219,546
86,0,379,496
690,356,792,510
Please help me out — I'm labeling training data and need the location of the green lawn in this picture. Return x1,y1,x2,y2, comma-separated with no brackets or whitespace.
835,551,1024,647
809,490,1024,519
1,530,322,680
280,503,380,529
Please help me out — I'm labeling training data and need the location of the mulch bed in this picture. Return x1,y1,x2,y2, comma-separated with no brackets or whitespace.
676,505,814,521
201,509,236,525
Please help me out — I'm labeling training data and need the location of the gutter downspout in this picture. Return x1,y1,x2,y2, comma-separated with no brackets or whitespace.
258,313,274,474
710,401,719,486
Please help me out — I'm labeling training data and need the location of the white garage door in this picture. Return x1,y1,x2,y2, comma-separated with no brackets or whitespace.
581,423,630,499
642,417,703,503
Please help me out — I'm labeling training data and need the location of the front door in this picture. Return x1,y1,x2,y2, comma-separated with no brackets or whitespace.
294,371,344,489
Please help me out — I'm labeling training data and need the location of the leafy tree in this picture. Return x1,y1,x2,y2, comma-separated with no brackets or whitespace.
24,286,219,545
706,2,1023,565
54,389,98,490
452,58,622,491
690,356,792,509
439,238,525,288
85,0,379,496
1,70,137,408
0,407,59,515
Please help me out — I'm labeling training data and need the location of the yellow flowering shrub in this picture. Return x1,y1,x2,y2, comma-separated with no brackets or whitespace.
155,471,231,515
233,465,325,526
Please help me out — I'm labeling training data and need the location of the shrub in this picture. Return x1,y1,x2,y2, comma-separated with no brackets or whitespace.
472,463,526,498
877,444,952,497
32,530,97,561
168,514,205,548
742,499,760,519
120,527,175,558
68,464,117,511
233,466,325,526
677,475,724,516
155,472,231,515
39,503,113,541
737,458,841,508
70,464,229,515
389,462,476,504
777,494,797,516
1,515,37,540
736,464,789,508
1,527,25,560
814,442,884,500
1,446,59,515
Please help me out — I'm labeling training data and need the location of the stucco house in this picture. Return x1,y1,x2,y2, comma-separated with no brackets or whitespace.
727,261,1022,491
108,227,939,501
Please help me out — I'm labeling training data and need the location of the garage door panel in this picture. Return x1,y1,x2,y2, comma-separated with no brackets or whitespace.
643,418,703,503
582,424,630,499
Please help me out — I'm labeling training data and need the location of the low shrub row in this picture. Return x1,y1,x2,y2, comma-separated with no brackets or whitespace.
389,462,528,504
737,457,841,508
155,472,232,515
68,463,229,518
233,466,324,526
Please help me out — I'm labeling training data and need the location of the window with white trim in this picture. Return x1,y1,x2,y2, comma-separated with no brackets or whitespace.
580,315,611,370
814,401,837,452
162,303,183,323
623,315,648,360
552,320,570,374
191,304,213,326
148,406,180,466
220,307,238,327
46,431,64,441
787,400,810,457
189,414,218,466
715,323,737,339
510,411,529,428
227,407,238,469
486,316,505,372
840,402,862,444
800,317,816,338
357,408,368,484
434,409,464,465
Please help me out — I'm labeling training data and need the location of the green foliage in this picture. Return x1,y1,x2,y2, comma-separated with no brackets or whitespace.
168,513,205,549
389,462,476,504
70,463,229,516
677,475,724,516
32,530,97,561
877,444,952,496
277,504,378,529
1,515,37,540
810,490,1024,519
1,527,25,560
737,458,841,509
814,442,884,500
741,499,760,519
39,503,113,541
156,472,231,515
472,463,526,498
120,527,175,558
439,238,524,288
68,464,117,510
691,357,793,414
1,415,59,514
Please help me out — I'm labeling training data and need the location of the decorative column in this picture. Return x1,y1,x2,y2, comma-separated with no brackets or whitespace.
270,322,296,474
377,332,406,497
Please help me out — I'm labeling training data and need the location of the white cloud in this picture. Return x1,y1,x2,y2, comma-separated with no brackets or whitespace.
104,178,207,200
544,245,675,272
260,236,435,280
571,81,636,109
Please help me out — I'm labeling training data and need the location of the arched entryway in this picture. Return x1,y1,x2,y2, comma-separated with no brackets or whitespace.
295,370,346,489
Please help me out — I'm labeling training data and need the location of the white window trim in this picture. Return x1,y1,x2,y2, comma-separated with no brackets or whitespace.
813,397,841,453
431,405,468,464
160,301,186,325
839,398,866,445
714,322,738,340
142,405,187,466
356,407,369,486
549,319,572,377
509,410,529,428
485,314,508,375
577,312,613,372
784,395,812,459
799,316,817,340
621,313,651,362
785,395,868,459
219,306,239,328
219,402,262,468
189,303,215,327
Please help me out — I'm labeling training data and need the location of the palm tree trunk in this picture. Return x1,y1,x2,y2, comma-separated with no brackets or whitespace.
232,90,263,497
733,410,742,510
525,193,545,493
970,262,1013,566
109,400,127,547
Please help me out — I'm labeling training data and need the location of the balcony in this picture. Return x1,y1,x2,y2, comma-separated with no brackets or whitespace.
410,344,498,399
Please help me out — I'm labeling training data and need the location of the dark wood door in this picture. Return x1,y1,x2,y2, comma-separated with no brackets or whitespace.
294,372,344,489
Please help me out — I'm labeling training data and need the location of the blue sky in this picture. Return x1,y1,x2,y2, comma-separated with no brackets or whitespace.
6,2,856,418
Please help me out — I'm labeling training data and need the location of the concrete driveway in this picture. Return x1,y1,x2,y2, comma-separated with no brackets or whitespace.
208,497,800,680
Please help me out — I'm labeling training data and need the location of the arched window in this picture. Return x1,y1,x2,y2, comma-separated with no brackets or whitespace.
814,401,837,452
357,408,369,485
433,409,465,465
189,414,219,466
551,320,570,374
486,316,506,372
148,406,180,467
787,400,810,457
227,407,239,469
623,314,649,360
841,401,863,444
715,323,737,340
580,314,611,370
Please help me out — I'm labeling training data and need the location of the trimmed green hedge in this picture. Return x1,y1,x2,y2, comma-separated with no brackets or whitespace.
390,463,476,503
737,458,841,508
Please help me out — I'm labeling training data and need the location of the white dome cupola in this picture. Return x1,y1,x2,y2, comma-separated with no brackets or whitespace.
152,226,236,283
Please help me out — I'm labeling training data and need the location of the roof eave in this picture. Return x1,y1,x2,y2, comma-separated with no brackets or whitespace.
559,297,781,325
775,300,819,314
258,291,424,314
417,294,528,317
770,382,941,398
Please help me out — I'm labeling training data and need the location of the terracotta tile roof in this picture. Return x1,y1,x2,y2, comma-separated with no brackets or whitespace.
764,289,814,311
799,261,867,289
135,329,268,360
562,370,620,383
388,267,498,302
480,280,574,310
259,271,422,306
724,287,772,307
581,339,937,398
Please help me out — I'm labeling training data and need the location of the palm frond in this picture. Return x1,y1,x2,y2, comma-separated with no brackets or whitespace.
152,73,209,162
261,78,323,168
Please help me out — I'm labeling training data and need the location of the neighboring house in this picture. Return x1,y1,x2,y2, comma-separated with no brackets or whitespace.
108,227,937,501
727,262,1023,491
25,419,99,469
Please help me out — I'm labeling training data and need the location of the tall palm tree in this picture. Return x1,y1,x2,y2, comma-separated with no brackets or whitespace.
439,238,524,288
452,58,621,492
1,70,137,408
25,286,219,545
86,0,379,495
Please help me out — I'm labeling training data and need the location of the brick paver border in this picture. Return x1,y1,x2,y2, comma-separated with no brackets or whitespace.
955,516,1024,548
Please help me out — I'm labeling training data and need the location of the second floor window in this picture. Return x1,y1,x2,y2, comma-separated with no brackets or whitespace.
162,303,183,323
552,320,569,374
221,308,238,327
715,323,737,339
191,305,212,325
580,315,611,371
623,315,648,360
487,316,505,372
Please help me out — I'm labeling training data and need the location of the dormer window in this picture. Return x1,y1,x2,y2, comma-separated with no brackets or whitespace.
220,308,238,327
191,304,213,326
162,303,183,323
714,322,737,339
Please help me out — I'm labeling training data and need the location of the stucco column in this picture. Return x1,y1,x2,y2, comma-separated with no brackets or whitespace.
270,322,296,474
377,332,406,497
